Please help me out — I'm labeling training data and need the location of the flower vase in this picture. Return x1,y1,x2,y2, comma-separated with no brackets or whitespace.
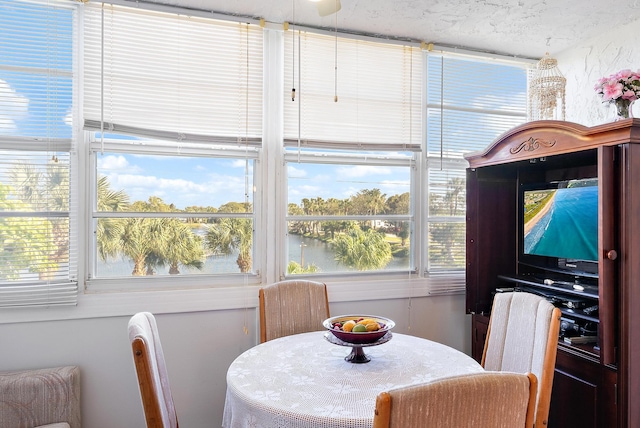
613,99,634,120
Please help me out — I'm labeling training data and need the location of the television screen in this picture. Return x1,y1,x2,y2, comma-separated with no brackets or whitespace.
523,178,598,262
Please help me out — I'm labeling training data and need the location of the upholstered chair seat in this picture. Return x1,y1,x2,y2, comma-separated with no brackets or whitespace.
373,371,538,428
482,291,562,428
259,280,330,343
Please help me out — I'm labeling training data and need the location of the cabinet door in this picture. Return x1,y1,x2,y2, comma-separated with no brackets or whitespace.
618,142,640,427
465,168,517,315
598,146,616,366
549,348,617,428
471,313,489,363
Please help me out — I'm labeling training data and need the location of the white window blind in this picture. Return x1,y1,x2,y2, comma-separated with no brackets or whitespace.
0,0,78,307
425,54,528,158
284,31,422,151
425,52,528,293
83,3,263,146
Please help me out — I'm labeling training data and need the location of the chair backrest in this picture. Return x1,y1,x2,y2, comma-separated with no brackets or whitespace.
128,312,179,428
258,280,330,343
482,291,561,428
373,371,537,428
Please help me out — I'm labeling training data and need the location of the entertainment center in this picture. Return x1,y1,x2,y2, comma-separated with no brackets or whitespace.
465,119,640,428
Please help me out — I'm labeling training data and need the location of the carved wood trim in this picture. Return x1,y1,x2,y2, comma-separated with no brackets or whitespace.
510,137,556,154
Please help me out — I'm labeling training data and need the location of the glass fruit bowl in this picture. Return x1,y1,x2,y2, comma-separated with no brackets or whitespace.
323,314,395,345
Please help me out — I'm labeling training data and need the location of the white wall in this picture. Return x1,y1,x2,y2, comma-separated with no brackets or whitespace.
556,18,640,126
0,294,469,427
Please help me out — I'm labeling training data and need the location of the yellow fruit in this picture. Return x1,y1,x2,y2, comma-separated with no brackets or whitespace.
352,324,367,332
357,318,376,326
365,322,380,331
342,320,356,332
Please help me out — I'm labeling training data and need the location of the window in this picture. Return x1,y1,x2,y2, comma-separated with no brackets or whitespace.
285,153,413,275
425,53,528,285
283,31,421,277
83,4,263,289
91,140,257,282
0,0,77,307
2,0,530,304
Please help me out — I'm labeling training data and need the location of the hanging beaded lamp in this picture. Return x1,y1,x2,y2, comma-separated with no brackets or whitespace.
529,53,566,120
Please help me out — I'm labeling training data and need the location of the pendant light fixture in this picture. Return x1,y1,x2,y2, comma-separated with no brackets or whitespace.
529,53,566,120
310,0,341,17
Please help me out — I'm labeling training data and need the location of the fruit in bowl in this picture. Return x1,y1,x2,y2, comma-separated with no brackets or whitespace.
323,315,395,344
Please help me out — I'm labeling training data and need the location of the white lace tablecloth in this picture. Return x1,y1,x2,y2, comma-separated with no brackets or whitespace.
222,331,483,428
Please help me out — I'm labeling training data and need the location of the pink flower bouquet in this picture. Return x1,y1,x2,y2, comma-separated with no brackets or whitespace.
594,69,640,103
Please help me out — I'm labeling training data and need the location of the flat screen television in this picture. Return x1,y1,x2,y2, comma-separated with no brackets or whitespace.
519,177,599,277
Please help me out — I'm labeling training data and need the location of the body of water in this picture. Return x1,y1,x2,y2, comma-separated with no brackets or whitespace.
288,234,409,273
96,230,409,277
524,186,598,261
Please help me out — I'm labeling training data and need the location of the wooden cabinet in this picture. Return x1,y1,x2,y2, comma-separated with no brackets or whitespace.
465,119,640,428
471,313,489,363
549,348,618,428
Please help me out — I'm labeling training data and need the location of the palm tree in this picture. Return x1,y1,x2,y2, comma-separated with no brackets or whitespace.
96,176,130,261
9,160,69,279
332,226,392,271
385,193,410,245
366,189,387,216
0,183,56,280
96,184,204,276
162,219,205,274
444,177,465,216
287,260,320,274
205,217,253,273
116,217,167,276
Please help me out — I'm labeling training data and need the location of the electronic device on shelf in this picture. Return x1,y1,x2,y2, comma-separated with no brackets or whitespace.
518,178,599,277
582,304,599,316
563,335,598,345
560,317,580,338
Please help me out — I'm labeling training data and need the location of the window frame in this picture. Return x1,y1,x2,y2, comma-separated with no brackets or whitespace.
282,149,417,280
85,134,263,292
0,0,79,308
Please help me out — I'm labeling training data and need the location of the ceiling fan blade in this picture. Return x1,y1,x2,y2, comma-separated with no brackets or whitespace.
316,0,341,17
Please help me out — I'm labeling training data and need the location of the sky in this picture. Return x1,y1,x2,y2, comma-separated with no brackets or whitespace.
97,150,411,210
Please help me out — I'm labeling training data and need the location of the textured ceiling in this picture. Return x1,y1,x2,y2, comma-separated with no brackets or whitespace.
145,0,640,59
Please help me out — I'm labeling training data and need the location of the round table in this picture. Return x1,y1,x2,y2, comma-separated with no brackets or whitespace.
222,331,484,428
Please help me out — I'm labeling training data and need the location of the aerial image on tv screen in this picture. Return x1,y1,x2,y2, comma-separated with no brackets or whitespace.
523,178,598,262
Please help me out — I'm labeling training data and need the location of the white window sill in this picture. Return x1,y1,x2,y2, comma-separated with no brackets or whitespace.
0,276,464,325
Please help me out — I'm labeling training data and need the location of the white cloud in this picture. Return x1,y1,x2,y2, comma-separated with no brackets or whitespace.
97,154,140,172
287,165,307,178
288,184,323,199
0,79,29,134
106,172,249,208
64,108,73,128
230,159,248,168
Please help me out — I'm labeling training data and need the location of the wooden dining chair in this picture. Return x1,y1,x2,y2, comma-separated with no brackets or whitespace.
482,291,562,428
373,371,538,428
128,312,179,428
258,280,330,343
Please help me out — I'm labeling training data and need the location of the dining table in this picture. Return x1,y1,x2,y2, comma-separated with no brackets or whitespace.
222,330,484,428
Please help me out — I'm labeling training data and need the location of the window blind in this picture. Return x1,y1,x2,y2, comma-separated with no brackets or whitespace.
83,3,263,146
425,54,528,158
424,53,527,290
283,31,422,151
0,0,78,307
